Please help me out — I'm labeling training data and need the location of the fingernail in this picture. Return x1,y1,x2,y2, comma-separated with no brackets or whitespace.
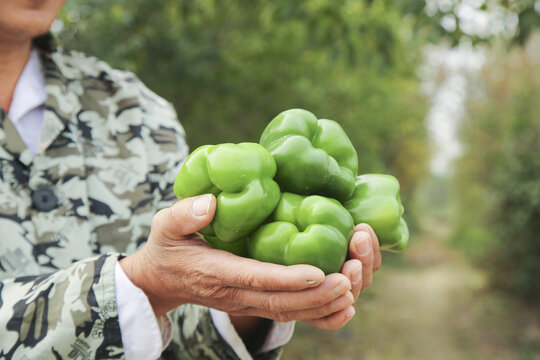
355,231,371,256
332,281,351,298
351,266,362,285
345,306,355,320
305,280,320,287
192,194,212,216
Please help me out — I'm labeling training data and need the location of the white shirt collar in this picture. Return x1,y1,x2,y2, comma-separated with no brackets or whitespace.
8,48,47,123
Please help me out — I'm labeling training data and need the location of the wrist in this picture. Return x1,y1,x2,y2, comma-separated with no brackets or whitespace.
119,250,178,317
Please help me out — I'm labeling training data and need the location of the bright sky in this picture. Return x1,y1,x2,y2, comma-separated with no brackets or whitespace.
422,0,520,176
422,42,484,176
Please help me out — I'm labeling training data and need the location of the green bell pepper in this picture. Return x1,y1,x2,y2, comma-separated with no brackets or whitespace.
260,109,358,202
344,174,409,251
248,192,354,274
174,142,281,243
202,235,249,257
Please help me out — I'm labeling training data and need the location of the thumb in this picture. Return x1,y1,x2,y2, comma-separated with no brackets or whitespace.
153,194,216,239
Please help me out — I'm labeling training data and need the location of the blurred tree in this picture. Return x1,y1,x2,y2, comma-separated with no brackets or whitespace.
453,33,540,301
420,0,540,45
57,0,429,200
512,0,540,43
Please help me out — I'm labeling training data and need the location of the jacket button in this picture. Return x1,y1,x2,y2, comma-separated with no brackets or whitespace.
32,187,58,212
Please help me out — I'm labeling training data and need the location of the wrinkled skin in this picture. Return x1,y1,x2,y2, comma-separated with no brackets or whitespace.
120,194,382,331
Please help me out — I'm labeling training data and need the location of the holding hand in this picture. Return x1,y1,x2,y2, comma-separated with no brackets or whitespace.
120,194,381,330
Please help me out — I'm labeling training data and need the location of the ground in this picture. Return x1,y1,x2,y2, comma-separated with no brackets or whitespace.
282,217,540,360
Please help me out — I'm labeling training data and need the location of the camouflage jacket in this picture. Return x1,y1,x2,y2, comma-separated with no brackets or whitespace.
0,40,282,360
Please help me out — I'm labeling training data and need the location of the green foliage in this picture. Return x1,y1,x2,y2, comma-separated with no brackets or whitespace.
511,0,540,44
57,0,428,199
414,0,540,46
453,36,540,301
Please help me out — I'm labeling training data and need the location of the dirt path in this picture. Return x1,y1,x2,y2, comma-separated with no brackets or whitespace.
282,218,540,360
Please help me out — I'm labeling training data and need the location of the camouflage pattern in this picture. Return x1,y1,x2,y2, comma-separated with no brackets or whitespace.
0,40,283,359
164,306,281,360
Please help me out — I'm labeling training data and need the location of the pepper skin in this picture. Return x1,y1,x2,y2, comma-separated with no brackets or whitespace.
344,174,409,251
259,109,358,202
174,143,281,243
248,192,354,274
203,235,249,257
387,217,409,252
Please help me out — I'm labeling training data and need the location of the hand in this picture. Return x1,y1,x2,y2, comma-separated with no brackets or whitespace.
119,194,355,327
302,223,382,329
346,223,382,293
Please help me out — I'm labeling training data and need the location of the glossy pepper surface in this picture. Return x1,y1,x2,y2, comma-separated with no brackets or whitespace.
248,192,354,274
260,109,358,202
174,143,281,243
202,235,249,257
344,174,409,251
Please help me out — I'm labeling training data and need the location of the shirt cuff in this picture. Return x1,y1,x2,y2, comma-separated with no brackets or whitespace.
115,261,173,360
209,308,295,359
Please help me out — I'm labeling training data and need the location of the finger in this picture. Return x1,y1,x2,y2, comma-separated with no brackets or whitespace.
205,250,326,291
354,223,382,271
341,259,362,302
153,195,217,242
232,291,354,323
276,291,354,322
304,305,356,330
226,273,351,313
348,230,374,291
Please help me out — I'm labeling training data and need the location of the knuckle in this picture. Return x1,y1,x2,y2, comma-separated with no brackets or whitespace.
264,294,288,314
326,301,343,316
331,272,350,284
198,285,229,299
192,271,237,301
235,270,262,289
274,312,292,323
227,300,250,313
364,252,375,264
308,287,333,306
312,293,331,307
151,208,168,229
199,287,248,313
362,276,373,290
360,258,374,272
344,291,355,306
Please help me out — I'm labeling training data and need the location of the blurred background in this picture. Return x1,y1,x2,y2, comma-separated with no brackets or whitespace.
56,0,540,358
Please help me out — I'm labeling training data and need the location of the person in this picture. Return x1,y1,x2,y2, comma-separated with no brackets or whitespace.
0,1,382,359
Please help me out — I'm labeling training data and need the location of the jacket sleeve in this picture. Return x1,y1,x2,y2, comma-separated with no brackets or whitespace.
162,305,282,360
0,253,124,359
